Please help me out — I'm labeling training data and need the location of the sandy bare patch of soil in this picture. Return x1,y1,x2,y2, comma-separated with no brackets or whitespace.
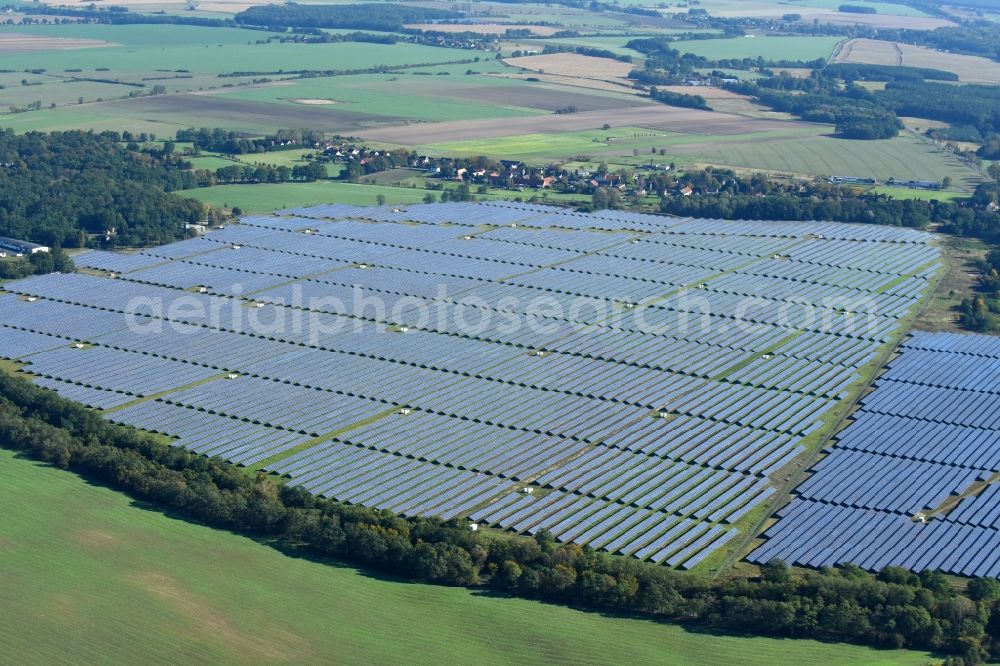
0,32,113,53
360,106,808,145
505,53,633,81
290,98,339,105
833,38,1000,84
405,23,563,35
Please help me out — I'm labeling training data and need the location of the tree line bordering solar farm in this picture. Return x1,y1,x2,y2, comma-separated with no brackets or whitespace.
0,371,998,664
0,130,205,248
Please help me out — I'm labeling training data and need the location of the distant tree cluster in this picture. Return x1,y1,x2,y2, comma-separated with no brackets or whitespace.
648,87,711,110
0,247,74,279
838,4,877,14
176,127,325,155
2,370,1000,663
234,3,461,31
822,63,957,83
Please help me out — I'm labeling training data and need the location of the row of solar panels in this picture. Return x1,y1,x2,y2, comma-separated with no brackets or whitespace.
749,332,1000,577
0,205,942,568
280,201,934,244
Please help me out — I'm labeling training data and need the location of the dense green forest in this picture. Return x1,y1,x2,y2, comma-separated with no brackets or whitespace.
235,3,460,30
874,83,1000,154
0,370,997,663
0,130,204,248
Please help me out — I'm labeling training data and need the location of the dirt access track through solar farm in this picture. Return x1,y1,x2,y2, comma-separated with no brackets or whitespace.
359,106,813,145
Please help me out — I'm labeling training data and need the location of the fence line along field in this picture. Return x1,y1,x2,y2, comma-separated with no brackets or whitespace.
0,449,936,665
0,202,942,570
832,38,1000,84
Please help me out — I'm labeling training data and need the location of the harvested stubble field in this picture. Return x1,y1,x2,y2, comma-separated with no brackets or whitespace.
832,38,1000,84
504,53,634,81
0,32,113,52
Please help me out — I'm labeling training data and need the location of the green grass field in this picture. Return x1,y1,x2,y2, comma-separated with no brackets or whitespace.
0,448,936,664
678,132,984,187
423,124,980,187
427,126,673,161
669,36,843,61
870,186,965,201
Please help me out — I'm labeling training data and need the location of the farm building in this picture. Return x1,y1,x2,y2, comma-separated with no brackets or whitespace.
0,237,49,255
888,178,941,190
830,175,877,185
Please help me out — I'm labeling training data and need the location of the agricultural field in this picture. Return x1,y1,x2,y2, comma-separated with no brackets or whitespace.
0,32,113,52
412,122,981,189
218,72,649,121
0,23,484,131
690,0,955,29
362,106,807,148
0,448,936,665
832,38,1000,84
681,132,984,188
504,53,635,81
870,186,965,202
0,24,462,73
666,36,843,62
0,202,942,569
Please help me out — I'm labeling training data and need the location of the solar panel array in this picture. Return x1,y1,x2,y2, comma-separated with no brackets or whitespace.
749,331,1000,577
1,202,940,568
